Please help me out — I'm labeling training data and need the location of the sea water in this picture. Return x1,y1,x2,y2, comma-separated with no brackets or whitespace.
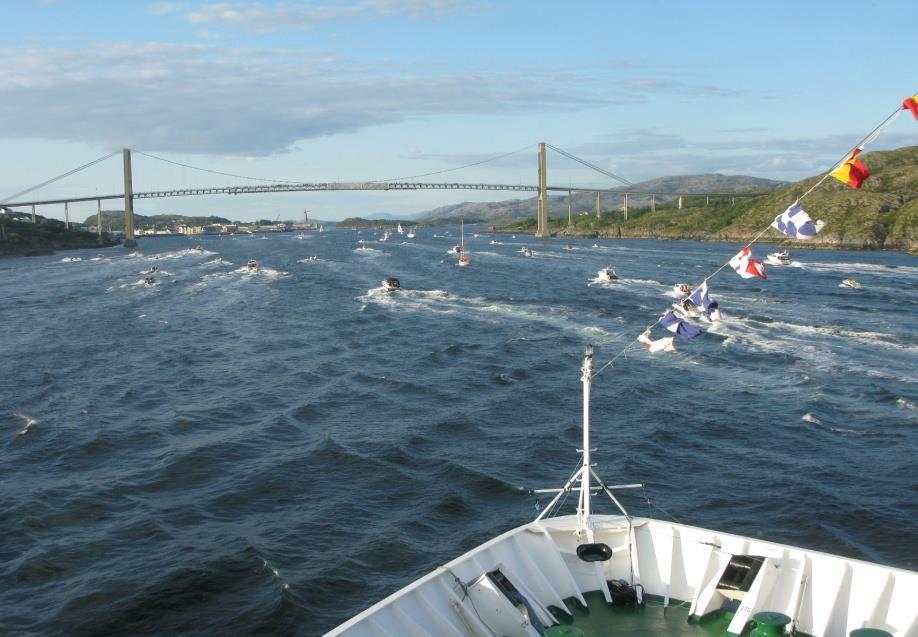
1,231,915,634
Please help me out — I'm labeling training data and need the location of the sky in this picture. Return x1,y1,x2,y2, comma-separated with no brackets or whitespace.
1,0,916,223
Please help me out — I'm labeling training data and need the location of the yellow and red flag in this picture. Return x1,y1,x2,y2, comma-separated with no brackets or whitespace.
903,94,918,121
830,148,870,189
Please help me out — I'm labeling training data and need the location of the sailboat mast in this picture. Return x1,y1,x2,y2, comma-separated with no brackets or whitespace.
578,345,593,534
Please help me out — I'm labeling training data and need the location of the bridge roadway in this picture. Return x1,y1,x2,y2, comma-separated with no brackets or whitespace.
5,181,764,208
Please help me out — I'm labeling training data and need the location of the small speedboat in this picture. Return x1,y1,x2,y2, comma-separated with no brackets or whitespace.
564,244,574,251
519,246,533,257
379,231,391,242
143,276,155,286
381,277,400,292
295,233,306,240
672,298,703,318
767,250,791,265
673,283,692,296
191,245,205,253
406,228,416,239
247,259,258,272
597,266,618,281
841,278,861,289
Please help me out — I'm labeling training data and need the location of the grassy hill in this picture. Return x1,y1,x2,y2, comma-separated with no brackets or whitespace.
1,217,118,257
417,174,785,225
81,212,232,231
502,146,918,252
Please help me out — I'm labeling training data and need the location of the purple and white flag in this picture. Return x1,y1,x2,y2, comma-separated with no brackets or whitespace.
689,280,721,321
660,310,702,341
772,202,825,240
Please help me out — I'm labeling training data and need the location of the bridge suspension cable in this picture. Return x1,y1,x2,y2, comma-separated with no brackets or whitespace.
135,151,304,184
545,143,634,188
376,143,534,183
0,150,120,205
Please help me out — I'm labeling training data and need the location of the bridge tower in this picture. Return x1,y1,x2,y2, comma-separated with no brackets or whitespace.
122,148,137,247
536,143,549,238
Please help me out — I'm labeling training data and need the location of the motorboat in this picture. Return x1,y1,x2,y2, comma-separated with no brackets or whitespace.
326,346,918,637
451,244,462,254
672,297,703,318
406,228,416,239
191,245,205,253
379,231,391,242
247,259,258,272
841,278,861,289
519,246,533,257
381,277,400,292
295,233,306,240
592,243,600,248
597,266,618,281
143,276,155,286
673,282,692,296
767,250,791,265
564,244,574,251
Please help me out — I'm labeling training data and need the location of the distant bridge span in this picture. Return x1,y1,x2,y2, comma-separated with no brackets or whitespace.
3,146,768,245
6,181,764,208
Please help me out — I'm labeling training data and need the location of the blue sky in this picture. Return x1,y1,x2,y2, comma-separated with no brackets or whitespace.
1,0,916,222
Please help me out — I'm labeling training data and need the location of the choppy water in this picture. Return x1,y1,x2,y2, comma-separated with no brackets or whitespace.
1,230,916,635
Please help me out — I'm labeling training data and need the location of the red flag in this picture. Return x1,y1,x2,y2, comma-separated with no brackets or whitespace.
904,94,918,121
729,247,767,280
830,148,870,189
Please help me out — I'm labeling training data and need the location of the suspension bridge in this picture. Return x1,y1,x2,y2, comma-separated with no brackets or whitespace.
0,144,766,247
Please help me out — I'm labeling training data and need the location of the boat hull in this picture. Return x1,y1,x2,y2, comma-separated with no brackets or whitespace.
325,514,918,636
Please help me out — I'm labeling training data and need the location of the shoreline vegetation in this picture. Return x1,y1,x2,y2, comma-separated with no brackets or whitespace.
462,145,918,254
0,218,119,258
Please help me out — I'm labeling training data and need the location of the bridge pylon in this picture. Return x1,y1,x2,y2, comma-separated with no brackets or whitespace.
123,148,137,247
536,143,549,238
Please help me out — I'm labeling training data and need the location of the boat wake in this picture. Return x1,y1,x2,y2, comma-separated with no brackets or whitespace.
14,413,37,437
801,412,875,437
358,288,621,341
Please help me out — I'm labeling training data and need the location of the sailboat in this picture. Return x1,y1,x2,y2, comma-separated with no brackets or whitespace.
457,219,470,267
397,223,405,235
326,346,918,637
406,226,416,239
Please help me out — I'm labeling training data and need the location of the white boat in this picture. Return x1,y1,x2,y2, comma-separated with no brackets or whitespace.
564,244,574,251
379,231,391,242
841,278,861,289
246,259,258,272
397,223,405,235
457,219,470,267
295,233,306,240
326,346,918,637
519,246,533,257
597,266,618,281
672,297,703,318
673,282,692,296
381,277,400,292
767,250,791,266
406,227,416,239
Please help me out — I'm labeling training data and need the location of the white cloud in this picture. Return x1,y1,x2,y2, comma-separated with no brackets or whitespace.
3,40,735,156
181,0,476,32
